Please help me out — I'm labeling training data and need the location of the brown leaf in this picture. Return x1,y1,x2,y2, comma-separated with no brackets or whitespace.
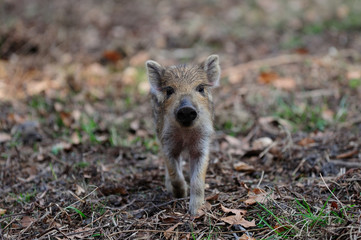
244,188,273,205
331,201,338,210
221,215,256,227
161,216,179,223
336,149,358,159
274,224,290,234
99,184,128,196
233,162,255,172
239,234,256,240
0,132,11,143
59,111,72,127
164,222,182,239
297,137,315,146
20,216,35,227
294,47,309,55
221,205,247,216
258,71,279,84
195,201,212,218
103,50,122,63
205,193,219,201
220,205,255,227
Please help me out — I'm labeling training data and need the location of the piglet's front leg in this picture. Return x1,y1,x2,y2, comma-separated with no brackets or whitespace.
164,154,188,199
189,151,209,216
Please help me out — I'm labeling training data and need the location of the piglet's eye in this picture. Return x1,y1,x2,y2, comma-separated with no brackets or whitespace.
165,87,175,98
196,85,205,94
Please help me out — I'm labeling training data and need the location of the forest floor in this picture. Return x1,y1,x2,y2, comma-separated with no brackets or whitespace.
0,1,361,239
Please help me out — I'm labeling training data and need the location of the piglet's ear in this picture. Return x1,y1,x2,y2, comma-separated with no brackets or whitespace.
146,60,164,94
202,55,220,87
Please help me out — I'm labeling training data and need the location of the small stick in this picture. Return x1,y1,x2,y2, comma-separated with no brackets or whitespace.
292,158,306,176
257,171,265,188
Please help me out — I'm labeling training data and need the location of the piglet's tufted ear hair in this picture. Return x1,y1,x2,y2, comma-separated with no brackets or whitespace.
145,60,164,94
201,55,220,87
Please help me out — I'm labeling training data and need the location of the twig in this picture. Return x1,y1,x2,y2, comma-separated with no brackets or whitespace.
292,158,306,176
67,186,98,208
19,220,34,237
329,160,361,168
85,210,110,228
257,171,264,188
259,141,276,159
68,190,86,203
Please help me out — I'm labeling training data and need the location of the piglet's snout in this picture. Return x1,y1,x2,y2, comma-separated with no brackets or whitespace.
175,98,198,127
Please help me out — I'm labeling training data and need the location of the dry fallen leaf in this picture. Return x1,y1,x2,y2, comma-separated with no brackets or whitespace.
195,201,212,218
59,111,72,127
164,222,182,239
244,188,273,205
75,184,86,195
103,50,123,63
161,216,179,223
274,224,290,234
99,184,128,196
252,137,273,151
233,161,255,172
258,71,279,84
297,137,315,146
294,47,309,55
220,205,256,228
20,216,35,228
331,201,338,210
239,234,256,240
205,193,219,201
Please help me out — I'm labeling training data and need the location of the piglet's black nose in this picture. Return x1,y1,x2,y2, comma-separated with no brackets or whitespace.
176,107,197,127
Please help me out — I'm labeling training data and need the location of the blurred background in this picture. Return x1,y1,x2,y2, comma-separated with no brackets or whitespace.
1,0,360,131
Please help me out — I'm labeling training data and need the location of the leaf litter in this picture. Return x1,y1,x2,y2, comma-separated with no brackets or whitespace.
0,1,361,239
